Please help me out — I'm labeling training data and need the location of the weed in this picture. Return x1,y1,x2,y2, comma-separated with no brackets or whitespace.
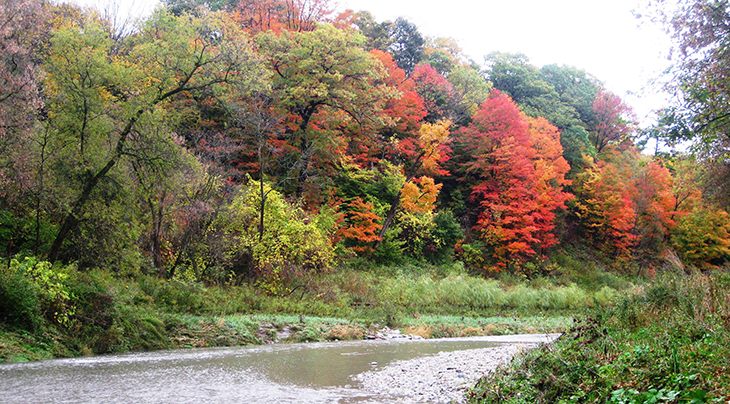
468,272,730,403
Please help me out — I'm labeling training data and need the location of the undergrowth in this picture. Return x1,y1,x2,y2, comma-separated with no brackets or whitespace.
1,255,631,362
468,270,730,403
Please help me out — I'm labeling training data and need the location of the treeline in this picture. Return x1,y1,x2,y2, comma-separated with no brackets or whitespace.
1,0,729,292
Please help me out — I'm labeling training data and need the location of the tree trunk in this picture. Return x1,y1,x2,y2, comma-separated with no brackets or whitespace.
372,155,425,251
373,188,402,251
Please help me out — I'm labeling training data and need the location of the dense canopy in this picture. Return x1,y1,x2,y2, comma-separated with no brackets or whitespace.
0,0,728,287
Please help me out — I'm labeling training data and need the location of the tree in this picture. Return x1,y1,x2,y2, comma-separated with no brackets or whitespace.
422,37,464,75
571,154,639,256
672,206,730,268
370,49,426,137
0,0,50,258
633,158,680,254
0,0,46,143
374,120,451,250
650,0,730,153
591,88,635,153
388,17,424,75
255,24,395,198
163,0,237,15
540,64,600,128
485,53,584,131
461,91,571,270
352,11,393,51
222,179,334,292
446,65,492,125
44,9,264,263
338,197,382,253
233,0,334,33
410,63,454,122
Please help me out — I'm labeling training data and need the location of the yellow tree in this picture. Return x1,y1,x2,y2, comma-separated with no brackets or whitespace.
374,120,450,250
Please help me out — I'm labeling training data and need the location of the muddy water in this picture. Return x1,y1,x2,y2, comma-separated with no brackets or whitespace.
0,334,555,404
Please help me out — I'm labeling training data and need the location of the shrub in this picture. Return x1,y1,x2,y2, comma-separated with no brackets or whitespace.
0,264,42,332
221,179,335,295
672,208,730,268
428,210,463,262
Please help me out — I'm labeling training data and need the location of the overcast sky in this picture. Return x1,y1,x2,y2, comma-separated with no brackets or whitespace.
339,0,673,125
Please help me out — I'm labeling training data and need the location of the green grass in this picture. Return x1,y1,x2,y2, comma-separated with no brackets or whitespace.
468,270,730,403
0,256,636,362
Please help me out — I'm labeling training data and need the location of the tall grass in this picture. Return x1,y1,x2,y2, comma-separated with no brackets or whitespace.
375,273,618,313
1,255,632,362
468,270,730,403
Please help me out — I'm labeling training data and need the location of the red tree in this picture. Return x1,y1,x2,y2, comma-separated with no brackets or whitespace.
409,63,454,122
462,91,572,271
591,88,634,153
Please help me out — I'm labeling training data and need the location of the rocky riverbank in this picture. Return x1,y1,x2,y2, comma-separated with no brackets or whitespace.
354,335,559,403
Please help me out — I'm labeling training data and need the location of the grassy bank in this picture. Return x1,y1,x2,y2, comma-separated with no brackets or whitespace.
0,257,624,362
468,270,730,403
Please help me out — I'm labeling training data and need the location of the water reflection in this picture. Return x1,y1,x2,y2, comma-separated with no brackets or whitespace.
0,334,555,403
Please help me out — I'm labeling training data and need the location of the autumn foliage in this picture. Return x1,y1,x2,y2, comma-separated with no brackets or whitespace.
0,0,727,286
461,91,572,271
338,197,382,253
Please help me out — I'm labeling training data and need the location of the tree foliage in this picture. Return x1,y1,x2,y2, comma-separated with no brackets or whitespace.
0,0,726,284
461,91,571,270
651,0,730,152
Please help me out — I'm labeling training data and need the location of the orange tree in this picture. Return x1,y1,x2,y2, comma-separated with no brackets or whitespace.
460,91,572,272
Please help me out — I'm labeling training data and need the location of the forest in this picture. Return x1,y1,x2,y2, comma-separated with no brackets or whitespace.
2,0,728,284
1,0,729,401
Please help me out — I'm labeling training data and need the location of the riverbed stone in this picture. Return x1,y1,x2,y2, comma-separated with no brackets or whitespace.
353,343,535,403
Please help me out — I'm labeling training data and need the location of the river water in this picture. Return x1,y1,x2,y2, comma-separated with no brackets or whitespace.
0,334,555,403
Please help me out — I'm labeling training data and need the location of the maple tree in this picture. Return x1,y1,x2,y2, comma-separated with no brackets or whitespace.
591,88,635,153
633,159,680,252
461,91,572,270
410,63,454,123
338,197,382,253
370,49,426,137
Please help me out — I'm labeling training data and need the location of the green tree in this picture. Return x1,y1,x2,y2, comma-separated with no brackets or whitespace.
388,17,424,75
353,10,393,51
651,0,730,153
43,9,263,263
255,24,395,198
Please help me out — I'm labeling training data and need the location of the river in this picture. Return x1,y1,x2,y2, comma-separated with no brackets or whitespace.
0,334,557,403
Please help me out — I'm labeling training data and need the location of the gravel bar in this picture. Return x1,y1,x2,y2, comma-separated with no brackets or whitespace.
353,336,556,404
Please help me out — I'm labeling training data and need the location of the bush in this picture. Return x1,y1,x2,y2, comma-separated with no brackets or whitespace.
469,273,730,403
0,265,42,332
428,210,463,262
221,179,335,295
138,276,206,314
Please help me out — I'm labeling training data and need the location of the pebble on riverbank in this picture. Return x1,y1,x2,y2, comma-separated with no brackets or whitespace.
354,344,535,404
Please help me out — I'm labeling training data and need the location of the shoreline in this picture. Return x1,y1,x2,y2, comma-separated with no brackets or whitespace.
354,334,560,403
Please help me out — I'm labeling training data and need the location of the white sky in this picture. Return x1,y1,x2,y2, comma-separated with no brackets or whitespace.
79,0,673,126
339,0,673,126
